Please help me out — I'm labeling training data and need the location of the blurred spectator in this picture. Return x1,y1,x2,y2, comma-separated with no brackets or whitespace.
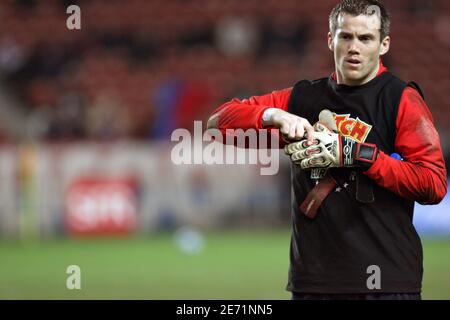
47,92,86,141
175,79,213,132
25,105,51,140
151,79,183,140
22,42,67,78
434,15,450,47
151,77,213,139
0,38,25,75
86,92,131,141
215,16,260,57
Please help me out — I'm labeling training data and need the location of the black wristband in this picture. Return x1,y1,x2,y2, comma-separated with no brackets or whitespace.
340,137,378,168
355,142,378,168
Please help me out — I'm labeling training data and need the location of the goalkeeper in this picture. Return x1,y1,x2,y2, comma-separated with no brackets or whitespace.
207,0,447,300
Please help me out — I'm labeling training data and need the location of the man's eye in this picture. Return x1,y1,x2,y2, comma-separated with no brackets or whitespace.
360,37,371,42
340,35,351,40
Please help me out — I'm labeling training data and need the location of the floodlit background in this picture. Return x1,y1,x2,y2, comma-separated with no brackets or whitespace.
0,0,449,299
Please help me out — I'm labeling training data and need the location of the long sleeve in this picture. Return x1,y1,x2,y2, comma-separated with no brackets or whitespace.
208,88,292,148
364,87,448,204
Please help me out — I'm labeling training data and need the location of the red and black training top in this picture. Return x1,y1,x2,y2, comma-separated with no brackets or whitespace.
210,61,447,294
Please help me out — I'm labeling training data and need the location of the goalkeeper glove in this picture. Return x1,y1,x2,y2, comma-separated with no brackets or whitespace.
284,122,378,170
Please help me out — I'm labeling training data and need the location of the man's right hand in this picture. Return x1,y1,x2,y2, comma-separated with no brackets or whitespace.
262,108,315,144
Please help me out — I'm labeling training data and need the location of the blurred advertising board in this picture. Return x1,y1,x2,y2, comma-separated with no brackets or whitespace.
65,176,138,235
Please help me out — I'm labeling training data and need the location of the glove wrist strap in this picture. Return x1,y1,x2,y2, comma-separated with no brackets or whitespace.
341,137,357,166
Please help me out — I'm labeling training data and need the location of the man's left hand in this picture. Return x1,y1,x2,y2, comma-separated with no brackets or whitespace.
284,129,379,170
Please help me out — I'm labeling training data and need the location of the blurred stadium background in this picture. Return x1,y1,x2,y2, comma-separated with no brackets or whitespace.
0,0,449,299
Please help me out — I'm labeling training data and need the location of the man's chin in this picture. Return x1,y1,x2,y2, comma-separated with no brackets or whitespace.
341,70,368,85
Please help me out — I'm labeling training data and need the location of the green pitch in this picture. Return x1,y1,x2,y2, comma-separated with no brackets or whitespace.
0,229,449,299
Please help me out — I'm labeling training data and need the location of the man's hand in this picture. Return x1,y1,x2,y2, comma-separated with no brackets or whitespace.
285,122,379,170
262,108,315,144
285,130,344,169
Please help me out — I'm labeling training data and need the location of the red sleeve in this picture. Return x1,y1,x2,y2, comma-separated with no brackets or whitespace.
208,88,292,148
364,87,448,204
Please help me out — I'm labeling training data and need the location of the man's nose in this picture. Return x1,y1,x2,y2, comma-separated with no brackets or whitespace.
348,40,360,54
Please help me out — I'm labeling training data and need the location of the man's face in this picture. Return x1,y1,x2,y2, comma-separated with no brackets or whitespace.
328,13,390,86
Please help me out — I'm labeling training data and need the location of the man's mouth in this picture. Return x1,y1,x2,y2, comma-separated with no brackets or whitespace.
346,58,361,67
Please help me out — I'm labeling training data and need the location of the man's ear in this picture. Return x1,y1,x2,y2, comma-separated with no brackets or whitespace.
379,36,390,56
327,32,334,51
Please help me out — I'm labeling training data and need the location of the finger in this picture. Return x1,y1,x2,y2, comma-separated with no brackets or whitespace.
284,141,303,155
303,121,315,145
300,156,328,170
285,138,317,156
295,120,305,140
300,157,316,170
291,151,305,162
288,120,296,139
290,145,322,162
280,121,290,135
314,123,326,132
